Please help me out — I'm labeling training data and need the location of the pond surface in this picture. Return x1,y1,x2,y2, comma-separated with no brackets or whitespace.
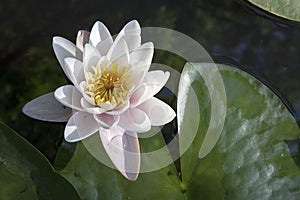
1,0,300,160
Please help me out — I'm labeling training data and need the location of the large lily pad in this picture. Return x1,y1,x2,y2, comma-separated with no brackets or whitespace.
0,123,80,199
247,0,300,22
57,132,184,200
179,63,300,199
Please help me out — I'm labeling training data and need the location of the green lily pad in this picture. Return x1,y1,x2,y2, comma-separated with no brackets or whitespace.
247,0,300,22
0,123,80,200
57,131,184,200
179,63,300,199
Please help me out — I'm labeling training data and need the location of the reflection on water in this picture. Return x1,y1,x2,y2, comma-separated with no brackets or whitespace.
0,0,300,160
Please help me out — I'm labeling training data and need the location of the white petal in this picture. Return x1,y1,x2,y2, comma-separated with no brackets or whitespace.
129,42,154,67
96,39,113,57
78,81,95,105
52,37,83,79
65,111,98,142
81,98,106,114
130,71,170,107
106,38,129,66
76,30,90,51
99,126,140,180
90,21,113,48
123,35,141,53
118,108,151,132
94,113,120,129
121,63,150,92
64,58,85,87
83,43,102,77
22,92,72,122
98,101,116,111
105,101,129,115
54,85,83,111
115,20,141,51
137,97,176,126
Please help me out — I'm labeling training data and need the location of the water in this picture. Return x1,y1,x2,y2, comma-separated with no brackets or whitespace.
0,0,300,160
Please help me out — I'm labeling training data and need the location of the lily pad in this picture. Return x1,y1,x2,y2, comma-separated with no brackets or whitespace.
247,0,300,22
0,123,80,200
179,63,300,199
57,132,184,200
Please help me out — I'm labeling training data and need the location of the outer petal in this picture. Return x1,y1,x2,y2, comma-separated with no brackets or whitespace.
52,37,83,79
54,85,83,111
76,30,90,51
94,113,120,129
99,126,140,181
130,70,170,107
137,97,176,126
89,21,113,49
65,111,98,142
115,20,141,51
118,108,151,132
129,42,154,67
106,38,129,66
22,92,72,122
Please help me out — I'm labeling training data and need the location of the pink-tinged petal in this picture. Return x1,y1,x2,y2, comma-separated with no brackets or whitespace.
81,98,106,114
99,126,140,181
65,111,97,142
64,57,85,87
137,97,176,126
94,113,120,129
118,108,151,132
105,101,129,115
54,85,83,111
22,92,72,122
115,20,141,51
76,30,90,51
52,37,83,78
106,38,129,66
130,71,170,107
89,21,113,48
129,42,153,67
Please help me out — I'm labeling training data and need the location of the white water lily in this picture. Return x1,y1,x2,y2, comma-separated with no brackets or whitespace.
23,20,176,181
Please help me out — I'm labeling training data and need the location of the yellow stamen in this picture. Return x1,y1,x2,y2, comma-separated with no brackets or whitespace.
84,61,131,107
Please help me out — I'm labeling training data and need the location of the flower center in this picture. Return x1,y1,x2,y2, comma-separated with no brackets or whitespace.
85,62,131,107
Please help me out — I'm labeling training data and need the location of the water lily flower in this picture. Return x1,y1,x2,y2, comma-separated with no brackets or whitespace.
23,20,176,181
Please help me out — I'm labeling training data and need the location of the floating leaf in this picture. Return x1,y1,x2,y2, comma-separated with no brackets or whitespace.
179,63,300,199
57,131,184,200
247,0,300,22
0,123,80,199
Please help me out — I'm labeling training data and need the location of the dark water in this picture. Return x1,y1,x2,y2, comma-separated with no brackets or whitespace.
1,0,300,160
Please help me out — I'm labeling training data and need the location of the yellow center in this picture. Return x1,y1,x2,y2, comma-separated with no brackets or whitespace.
85,62,131,107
